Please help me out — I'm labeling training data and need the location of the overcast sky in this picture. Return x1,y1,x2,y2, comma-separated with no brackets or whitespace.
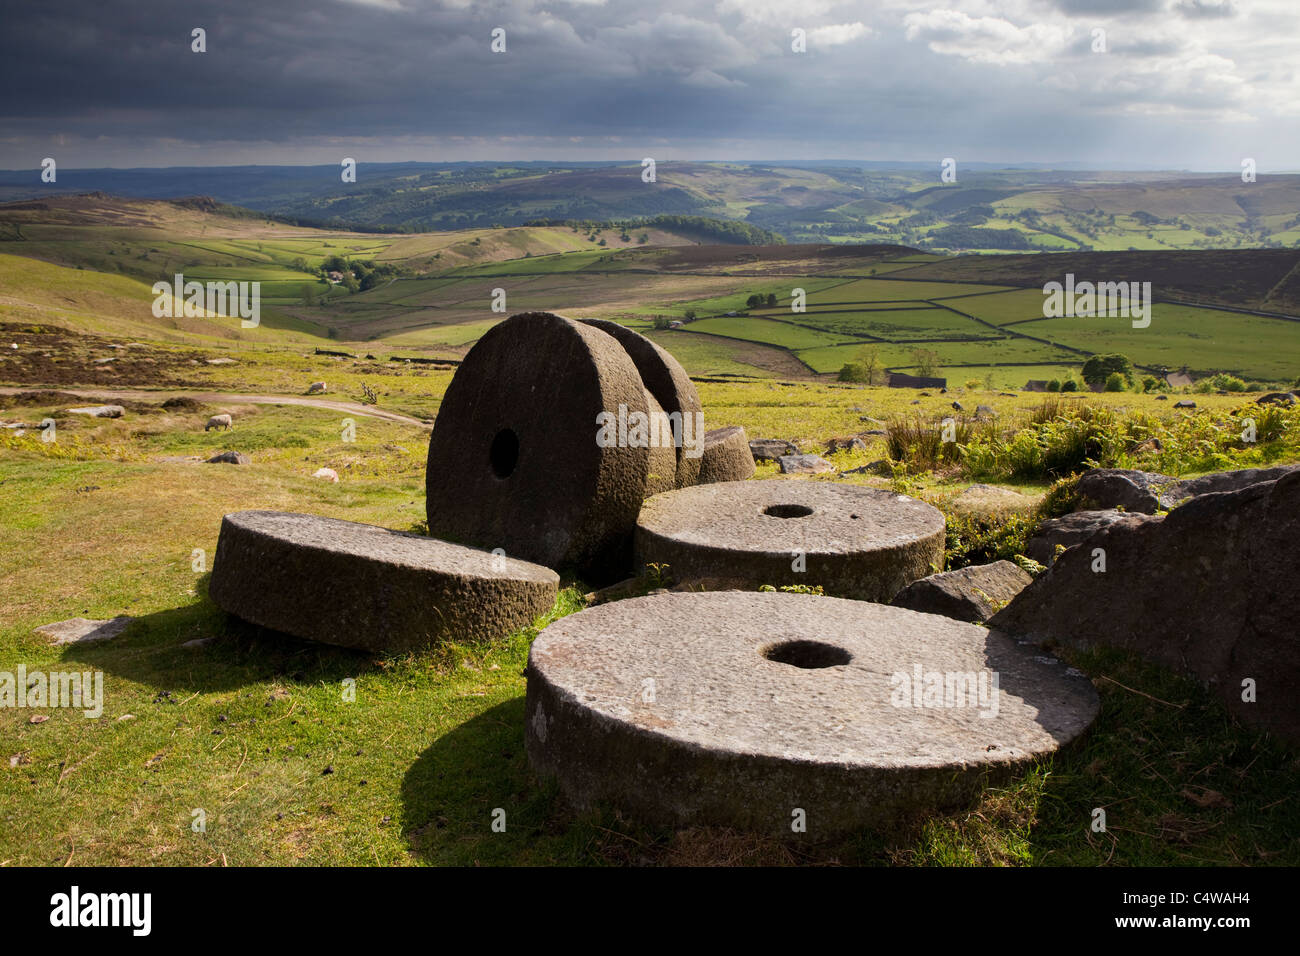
1,0,1295,170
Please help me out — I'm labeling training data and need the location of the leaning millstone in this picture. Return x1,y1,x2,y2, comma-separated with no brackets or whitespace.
635,481,945,601
697,426,755,484
1025,510,1149,566
779,453,834,475
580,319,703,489
208,511,558,653
993,470,1300,743
525,591,1099,836
642,389,678,498
891,561,1032,623
67,405,124,418
425,312,649,577
34,616,132,646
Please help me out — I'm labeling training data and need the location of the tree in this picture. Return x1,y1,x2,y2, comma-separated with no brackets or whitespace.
1081,353,1133,386
745,293,764,309
912,348,942,378
1061,378,1079,392
765,293,777,307
300,284,317,306
1104,372,1126,392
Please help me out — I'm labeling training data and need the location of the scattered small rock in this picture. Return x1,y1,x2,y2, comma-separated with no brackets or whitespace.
777,453,834,475
33,616,132,646
67,405,125,418
206,451,250,465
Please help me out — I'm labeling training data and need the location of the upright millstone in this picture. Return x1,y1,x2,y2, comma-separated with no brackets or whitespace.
635,480,945,600
208,511,558,653
525,591,1099,836
579,318,703,489
425,312,650,577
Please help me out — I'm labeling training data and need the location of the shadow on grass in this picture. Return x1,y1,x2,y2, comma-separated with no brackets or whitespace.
61,574,381,695
399,697,590,866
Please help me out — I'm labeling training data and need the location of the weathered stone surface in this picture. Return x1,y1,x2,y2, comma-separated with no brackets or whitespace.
975,404,996,420
1025,510,1150,566
641,389,678,498
580,318,703,489
1165,464,1300,505
526,591,1098,835
749,438,797,461
992,471,1300,743
206,451,250,465
67,405,124,418
635,481,945,600
1174,399,1196,409
778,453,834,475
1257,391,1296,406
1076,468,1177,514
825,436,866,454
34,616,132,646
209,510,558,653
892,561,1032,622
697,425,755,484
1074,464,1300,513
425,312,650,577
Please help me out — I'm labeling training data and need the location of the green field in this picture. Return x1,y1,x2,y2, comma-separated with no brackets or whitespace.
684,316,850,350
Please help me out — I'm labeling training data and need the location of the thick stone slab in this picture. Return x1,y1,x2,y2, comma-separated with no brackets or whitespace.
425,312,649,576
635,480,945,600
697,426,755,484
525,591,1098,836
209,510,558,653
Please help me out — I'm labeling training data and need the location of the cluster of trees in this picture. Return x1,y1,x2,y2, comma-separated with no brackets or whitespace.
745,293,778,309
315,256,404,294
837,346,942,384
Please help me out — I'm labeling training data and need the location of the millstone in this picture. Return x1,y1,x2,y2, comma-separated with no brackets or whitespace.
425,311,649,575
209,511,558,652
697,425,756,484
642,389,678,498
525,591,1098,836
579,318,703,489
635,480,945,600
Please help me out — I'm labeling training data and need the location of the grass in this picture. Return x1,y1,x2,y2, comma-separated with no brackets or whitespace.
1,372,1298,866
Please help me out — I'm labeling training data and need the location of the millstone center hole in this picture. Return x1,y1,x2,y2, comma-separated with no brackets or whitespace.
762,640,851,669
764,504,813,519
489,428,520,479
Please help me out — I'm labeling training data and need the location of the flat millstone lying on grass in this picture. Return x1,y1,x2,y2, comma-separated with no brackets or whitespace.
209,511,559,653
634,480,945,600
525,591,1099,836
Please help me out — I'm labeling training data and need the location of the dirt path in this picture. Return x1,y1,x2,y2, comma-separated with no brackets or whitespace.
0,386,432,428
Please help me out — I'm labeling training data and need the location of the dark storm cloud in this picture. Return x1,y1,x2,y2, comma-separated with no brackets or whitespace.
0,0,1294,169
